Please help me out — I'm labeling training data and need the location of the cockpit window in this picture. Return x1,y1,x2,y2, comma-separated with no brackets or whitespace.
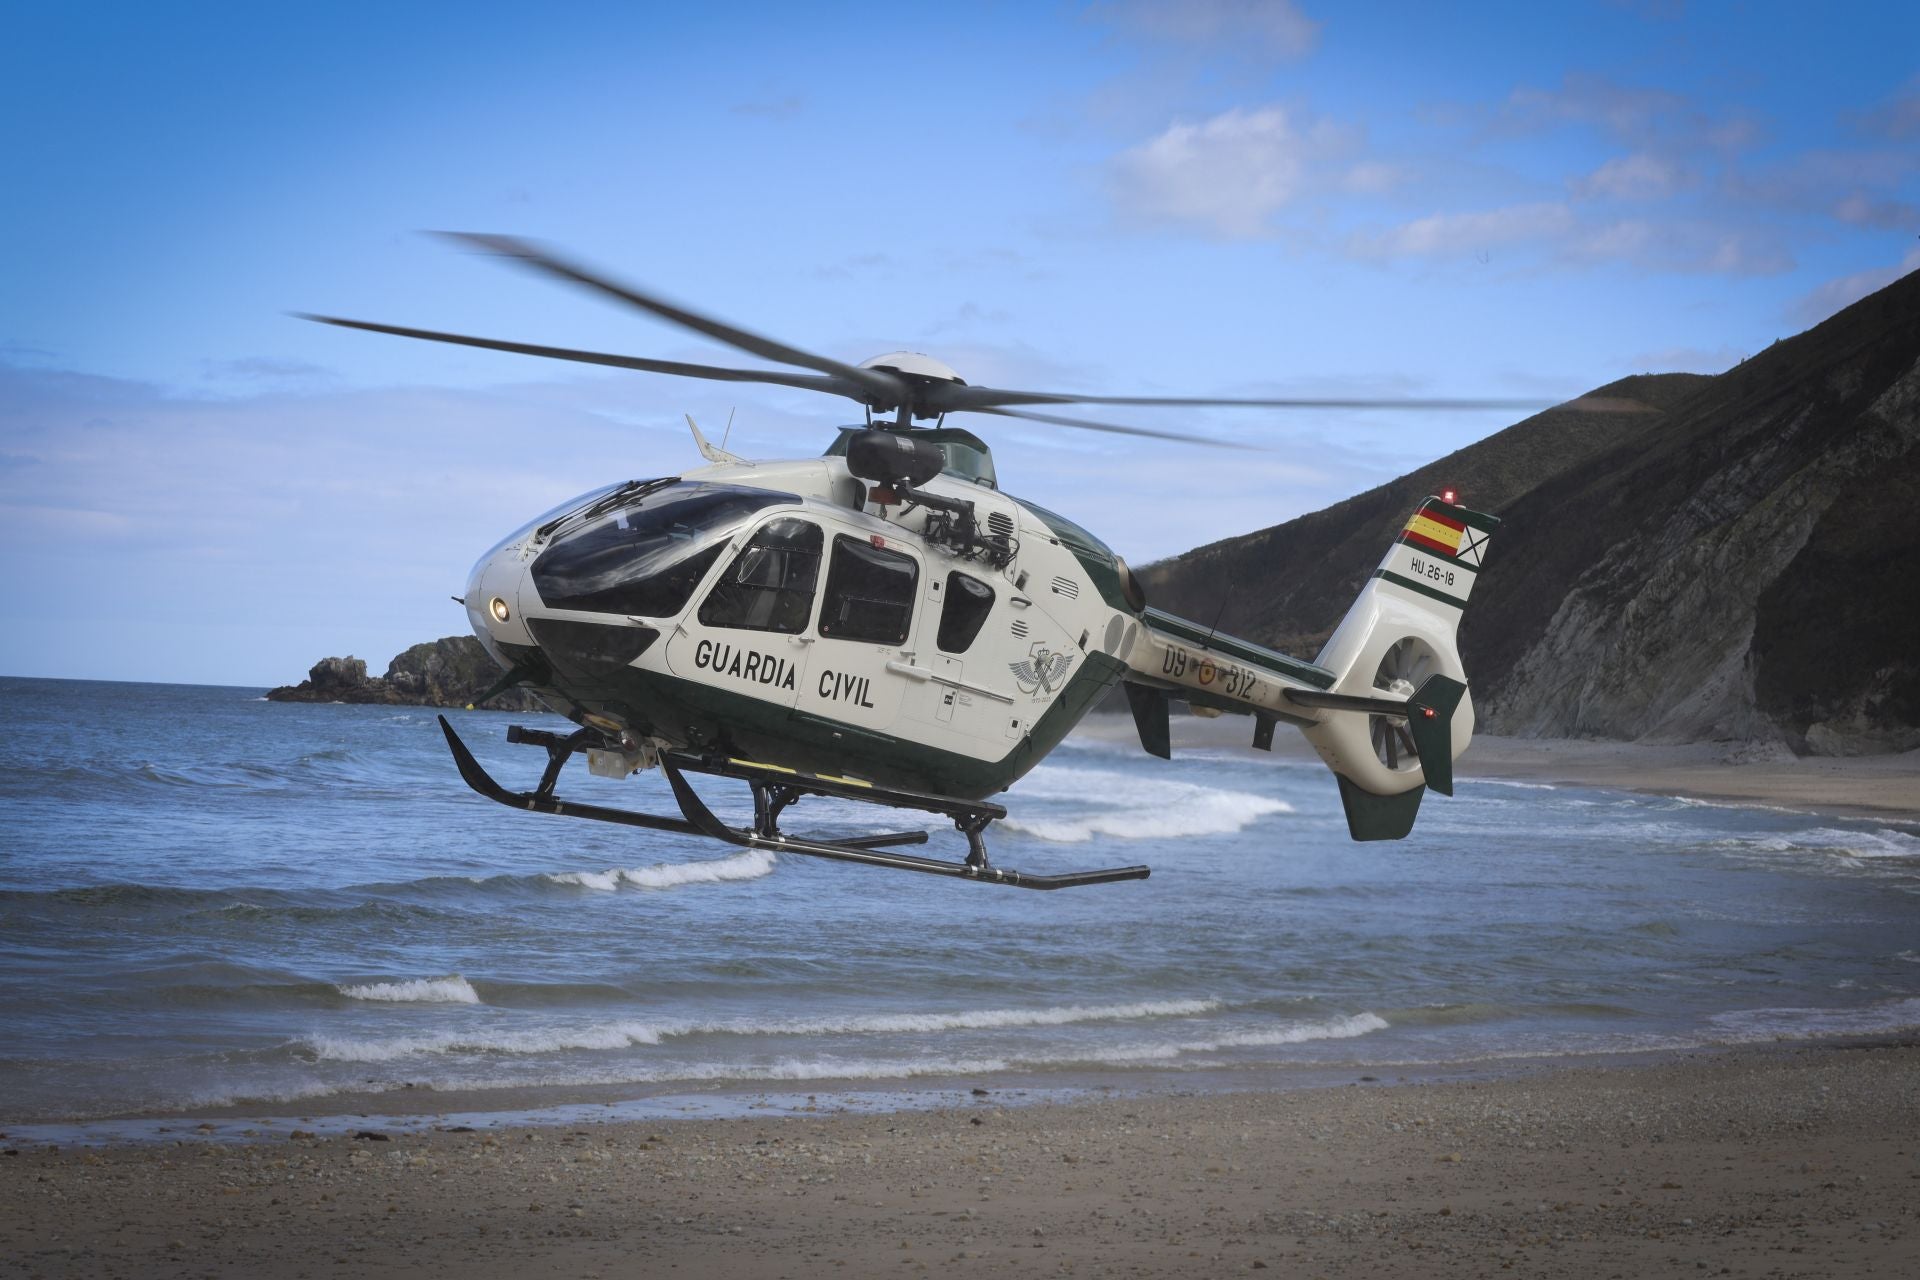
819,535,918,645
937,571,995,653
532,482,798,619
699,517,823,634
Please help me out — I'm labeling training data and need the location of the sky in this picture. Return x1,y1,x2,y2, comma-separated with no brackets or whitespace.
3,0,1916,686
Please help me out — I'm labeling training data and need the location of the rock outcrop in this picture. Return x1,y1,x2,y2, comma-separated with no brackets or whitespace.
1140,267,1920,755
267,636,547,712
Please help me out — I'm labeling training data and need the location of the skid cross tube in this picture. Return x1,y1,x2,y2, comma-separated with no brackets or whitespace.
437,717,1150,890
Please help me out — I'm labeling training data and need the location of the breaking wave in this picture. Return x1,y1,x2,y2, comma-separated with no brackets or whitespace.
1716,827,1920,859
338,976,481,1004
1002,766,1290,843
543,849,777,891
296,997,1226,1063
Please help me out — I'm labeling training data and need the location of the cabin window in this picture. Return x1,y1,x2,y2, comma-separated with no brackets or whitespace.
699,517,823,634
937,571,995,654
819,535,917,645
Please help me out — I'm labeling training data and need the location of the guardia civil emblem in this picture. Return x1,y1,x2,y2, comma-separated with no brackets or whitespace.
1010,641,1073,698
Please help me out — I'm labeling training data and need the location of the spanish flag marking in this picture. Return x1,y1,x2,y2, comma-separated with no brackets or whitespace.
1403,509,1464,557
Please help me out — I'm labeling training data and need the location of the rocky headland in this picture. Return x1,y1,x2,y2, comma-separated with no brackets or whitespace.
266,636,546,713
1143,267,1920,756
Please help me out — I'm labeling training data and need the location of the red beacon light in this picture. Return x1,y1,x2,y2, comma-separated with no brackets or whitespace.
1441,487,1458,505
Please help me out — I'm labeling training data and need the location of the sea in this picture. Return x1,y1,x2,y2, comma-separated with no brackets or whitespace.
4,676,1918,1129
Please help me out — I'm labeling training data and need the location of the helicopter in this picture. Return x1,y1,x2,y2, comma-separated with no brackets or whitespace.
302,233,1511,889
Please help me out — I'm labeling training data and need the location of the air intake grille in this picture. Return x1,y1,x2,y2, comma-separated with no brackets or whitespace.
987,511,1015,537
1051,576,1080,600
1010,619,1030,639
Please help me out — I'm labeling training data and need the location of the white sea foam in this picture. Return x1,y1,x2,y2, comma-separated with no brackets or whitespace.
1704,997,1920,1043
307,1020,671,1062
337,976,481,1004
1002,766,1290,843
302,1011,1386,1079
298,998,1222,1063
545,849,777,891
1712,827,1920,861
1012,1012,1391,1064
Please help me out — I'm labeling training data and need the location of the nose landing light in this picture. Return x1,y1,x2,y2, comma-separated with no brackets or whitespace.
489,596,511,623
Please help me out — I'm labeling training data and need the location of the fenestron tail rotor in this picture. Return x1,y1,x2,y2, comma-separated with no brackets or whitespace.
1369,637,1436,772
297,232,1588,449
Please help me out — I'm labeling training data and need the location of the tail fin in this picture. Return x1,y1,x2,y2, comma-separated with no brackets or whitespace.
1299,497,1498,840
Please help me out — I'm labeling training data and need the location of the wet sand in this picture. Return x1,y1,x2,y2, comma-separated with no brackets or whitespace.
5,1042,1916,1278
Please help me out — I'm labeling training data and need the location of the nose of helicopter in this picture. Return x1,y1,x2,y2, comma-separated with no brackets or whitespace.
464,543,537,667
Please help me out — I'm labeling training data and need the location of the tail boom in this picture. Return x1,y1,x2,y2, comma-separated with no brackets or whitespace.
1122,495,1498,842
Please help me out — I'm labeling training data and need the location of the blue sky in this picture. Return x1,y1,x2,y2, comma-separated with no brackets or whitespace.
3,1,1916,685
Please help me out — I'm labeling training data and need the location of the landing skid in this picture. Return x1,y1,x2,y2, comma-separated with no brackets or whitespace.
437,717,1150,890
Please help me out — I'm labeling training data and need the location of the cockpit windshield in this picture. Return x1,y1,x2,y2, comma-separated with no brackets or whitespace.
531,482,800,619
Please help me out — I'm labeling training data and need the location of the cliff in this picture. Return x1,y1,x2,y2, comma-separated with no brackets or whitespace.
1141,267,1920,755
267,636,547,713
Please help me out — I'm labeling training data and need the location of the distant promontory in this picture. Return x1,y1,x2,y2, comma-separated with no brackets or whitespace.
266,636,547,712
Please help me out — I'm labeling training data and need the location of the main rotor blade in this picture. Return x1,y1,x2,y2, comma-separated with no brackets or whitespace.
434,232,907,407
295,314,862,397
932,384,1557,413
966,405,1261,451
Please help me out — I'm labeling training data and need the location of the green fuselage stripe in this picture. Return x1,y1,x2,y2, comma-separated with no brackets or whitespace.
1373,569,1466,609
1141,609,1337,689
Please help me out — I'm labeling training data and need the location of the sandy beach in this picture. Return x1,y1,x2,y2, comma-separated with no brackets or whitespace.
5,1042,1916,1279
7,717,1917,1278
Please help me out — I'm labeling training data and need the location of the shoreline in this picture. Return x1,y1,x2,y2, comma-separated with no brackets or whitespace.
7,1039,1915,1278
0,1042,1718,1144
1073,712,1920,823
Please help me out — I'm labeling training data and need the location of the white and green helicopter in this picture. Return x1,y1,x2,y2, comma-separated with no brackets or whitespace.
305,234,1512,889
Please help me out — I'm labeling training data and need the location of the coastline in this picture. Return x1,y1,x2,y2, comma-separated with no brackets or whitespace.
1073,712,1920,823
7,1040,1915,1278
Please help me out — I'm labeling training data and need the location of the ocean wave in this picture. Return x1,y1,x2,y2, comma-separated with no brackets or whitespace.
304,1020,671,1062
209,899,463,925
4,882,226,909
1710,827,1920,861
543,849,777,891
338,976,482,1004
300,1010,1383,1078
1704,997,1920,1043
736,997,1221,1037
1002,766,1290,843
295,997,1224,1063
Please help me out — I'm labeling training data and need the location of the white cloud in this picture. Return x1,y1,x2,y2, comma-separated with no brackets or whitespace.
1788,245,1920,327
1094,0,1320,61
1108,105,1383,238
1502,72,1759,156
1853,76,1920,140
1347,202,1576,259
1832,191,1919,229
1564,220,1793,275
1504,74,1689,142
1346,200,1790,276
1572,152,1691,201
